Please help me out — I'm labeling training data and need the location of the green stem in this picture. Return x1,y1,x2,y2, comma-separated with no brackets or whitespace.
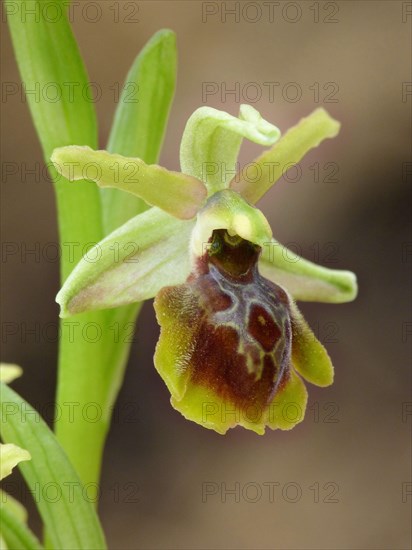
55,305,141,484
55,29,176,485
7,1,176,490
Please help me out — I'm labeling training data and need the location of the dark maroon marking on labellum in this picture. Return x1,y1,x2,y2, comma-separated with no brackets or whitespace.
188,229,292,411
248,304,281,353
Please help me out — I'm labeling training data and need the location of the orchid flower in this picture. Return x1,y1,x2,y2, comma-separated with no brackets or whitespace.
51,105,357,435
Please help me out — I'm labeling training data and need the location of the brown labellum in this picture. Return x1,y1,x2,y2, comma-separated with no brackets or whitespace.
185,229,293,411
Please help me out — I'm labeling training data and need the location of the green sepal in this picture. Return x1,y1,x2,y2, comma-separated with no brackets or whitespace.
56,209,193,317
51,146,207,220
180,105,280,193
260,238,358,303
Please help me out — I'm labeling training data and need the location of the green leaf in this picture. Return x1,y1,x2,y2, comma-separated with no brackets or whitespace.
0,384,107,550
51,146,206,220
0,504,43,550
103,29,177,233
56,208,193,316
5,0,102,282
0,444,30,480
6,0,112,488
231,108,340,204
259,239,358,303
0,490,27,525
180,105,281,193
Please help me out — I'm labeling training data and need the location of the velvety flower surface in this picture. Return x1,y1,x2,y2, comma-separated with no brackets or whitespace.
51,105,357,434
155,193,333,434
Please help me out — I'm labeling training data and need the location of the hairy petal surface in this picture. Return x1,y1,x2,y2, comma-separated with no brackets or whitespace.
289,301,334,387
264,368,308,431
260,239,357,303
57,209,193,317
180,105,281,193
51,146,206,220
231,108,340,203
154,230,322,434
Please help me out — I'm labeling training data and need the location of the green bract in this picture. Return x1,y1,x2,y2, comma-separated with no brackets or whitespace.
52,105,358,434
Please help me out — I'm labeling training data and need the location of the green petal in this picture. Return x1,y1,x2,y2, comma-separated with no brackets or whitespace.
260,239,357,303
191,189,272,258
231,108,340,203
289,301,334,387
57,209,193,317
51,146,207,220
180,105,280,193
0,444,31,481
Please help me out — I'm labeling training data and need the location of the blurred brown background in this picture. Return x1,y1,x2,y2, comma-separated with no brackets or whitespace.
1,1,411,549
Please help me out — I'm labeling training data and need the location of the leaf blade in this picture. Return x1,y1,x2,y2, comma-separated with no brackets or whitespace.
5,0,102,281
0,384,107,550
0,504,43,550
102,29,178,233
